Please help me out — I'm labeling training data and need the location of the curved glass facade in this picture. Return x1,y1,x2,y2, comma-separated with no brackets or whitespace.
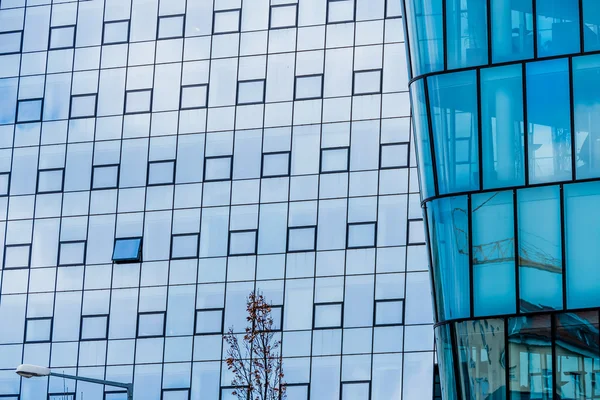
401,0,600,398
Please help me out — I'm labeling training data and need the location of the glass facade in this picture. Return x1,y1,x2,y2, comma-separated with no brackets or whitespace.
0,0,434,400
401,0,600,399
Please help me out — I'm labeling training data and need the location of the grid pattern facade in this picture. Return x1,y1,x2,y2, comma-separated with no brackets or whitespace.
400,0,600,399
0,0,434,399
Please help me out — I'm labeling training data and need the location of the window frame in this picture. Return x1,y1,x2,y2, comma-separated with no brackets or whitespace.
285,383,310,400
262,151,291,178
379,142,410,170
320,147,350,174
353,69,383,96
147,159,176,186
136,311,166,338
69,93,98,119
212,9,242,35
48,25,76,50
340,381,371,400
24,316,53,344
162,389,191,400
58,240,87,266
408,218,426,245
112,237,143,264
0,30,23,55
0,172,10,197
180,83,209,110
347,221,377,249
92,164,120,190
157,14,186,40
313,302,344,330
80,314,109,341
326,0,356,24
294,74,324,100
3,243,32,269
373,298,405,327
228,229,258,256
269,4,298,29
287,225,317,253
16,98,43,123
170,233,200,260
102,19,131,45
204,155,233,182
124,89,153,115
194,308,224,335
36,168,65,194
236,79,266,105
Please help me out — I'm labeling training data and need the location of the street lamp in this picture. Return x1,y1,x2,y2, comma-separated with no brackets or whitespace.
16,364,133,400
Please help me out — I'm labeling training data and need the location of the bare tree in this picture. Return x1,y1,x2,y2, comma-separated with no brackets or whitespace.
223,291,286,400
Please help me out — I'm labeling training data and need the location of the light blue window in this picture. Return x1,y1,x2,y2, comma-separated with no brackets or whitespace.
526,59,572,184
517,186,563,312
481,64,525,189
410,79,436,199
564,182,600,309
112,237,142,263
573,54,600,180
472,191,516,317
536,0,580,58
582,0,600,51
445,0,488,69
404,0,444,76
426,196,470,321
428,70,479,195
490,0,533,63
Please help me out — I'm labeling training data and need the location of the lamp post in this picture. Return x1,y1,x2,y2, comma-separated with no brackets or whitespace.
16,364,133,400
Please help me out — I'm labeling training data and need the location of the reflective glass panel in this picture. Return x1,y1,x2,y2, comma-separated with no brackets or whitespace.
112,238,142,263
490,0,533,63
404,0,444,76
445,0,488,69
536,0,580,58
410,79,436,199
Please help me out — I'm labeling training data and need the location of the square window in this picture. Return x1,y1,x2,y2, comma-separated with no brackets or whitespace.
137,312,166,338
270,4,298,29
180,84,208,110
341,382,371,400
17,98,43,123
148,160,176,186
327,0,355,24
213,9,241,34
380,143,409,169
59,241,86,266
171,233,199,259
237,80,266,105
103,20,130,45
162,389,190,400
262,152,290,178
374,299,404,326
408,219,426,244
70,94,97,119
37,168,64,193
80,315,109,340
125,89,152,114
353,70,382,95
320,147,349,173
0,31,23,55
4,244,31,269
204,156,232,182
386,0,402,18
49,394,75,400
286,384,309,400
0,172,10,196
295,75,323,100
158,15,185,39
49,25,75,50
347,222,376,248
112,237,142,263
287,226,316,252
92,164,119,189
270,305,283,331
105,392,127,400
229,230,258,256
195,308,224,335
25,317,52,343
313,302,343,329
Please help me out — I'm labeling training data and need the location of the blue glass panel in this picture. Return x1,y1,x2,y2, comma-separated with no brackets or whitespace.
481,64,525,189
536,0,580,58
491,0,534,63
404,0,444,76
428,70,480,195
434,325,458,400
573,54,600,180
427,196,470,321
112,238,142,263
564,181,600,309
582,0,600,51
517,186,562,312
446,0,488,69
526,59,572,184
410,79,436,200
472,191,516,317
